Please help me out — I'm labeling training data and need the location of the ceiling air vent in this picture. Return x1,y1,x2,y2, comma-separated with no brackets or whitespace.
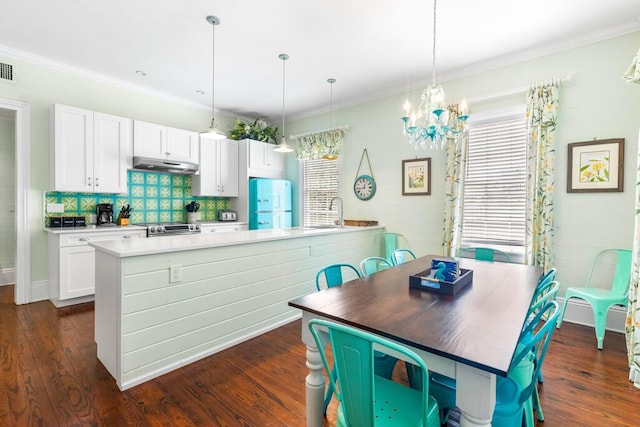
0,62,14,82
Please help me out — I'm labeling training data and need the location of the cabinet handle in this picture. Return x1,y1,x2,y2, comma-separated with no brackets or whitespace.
122,235,132,239
95,177,99,187
79,237,89,242
258,221,271,225
87,177,92,186
221,186,224,192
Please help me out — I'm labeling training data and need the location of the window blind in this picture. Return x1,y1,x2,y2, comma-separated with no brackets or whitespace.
461,114,527,247
303,159,339,226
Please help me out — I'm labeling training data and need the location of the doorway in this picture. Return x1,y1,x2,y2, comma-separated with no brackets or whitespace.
0,98,30,304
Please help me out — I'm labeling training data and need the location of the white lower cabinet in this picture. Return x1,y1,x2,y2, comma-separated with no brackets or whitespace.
200,223,248,233
48,229,146,306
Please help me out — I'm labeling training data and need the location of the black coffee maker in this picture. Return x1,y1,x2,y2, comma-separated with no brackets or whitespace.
96,203,115,226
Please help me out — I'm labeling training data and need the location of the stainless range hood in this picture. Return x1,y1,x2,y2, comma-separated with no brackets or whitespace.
133,156,199,175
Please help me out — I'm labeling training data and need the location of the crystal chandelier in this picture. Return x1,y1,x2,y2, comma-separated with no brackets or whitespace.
401,0,469,150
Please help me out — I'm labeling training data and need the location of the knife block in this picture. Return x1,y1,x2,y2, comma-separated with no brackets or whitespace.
116,215,129,226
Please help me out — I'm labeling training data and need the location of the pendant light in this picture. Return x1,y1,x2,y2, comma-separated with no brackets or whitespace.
322,78,339,160
201,15,226,139
274,53,294,153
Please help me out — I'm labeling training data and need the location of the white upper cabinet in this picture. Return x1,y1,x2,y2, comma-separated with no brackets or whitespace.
192,137,238,197
50,104,131,194
246,139,284,178
133,120,199,164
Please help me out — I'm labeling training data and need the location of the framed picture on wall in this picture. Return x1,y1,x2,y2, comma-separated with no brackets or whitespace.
567,138,624,193
402,157,431,195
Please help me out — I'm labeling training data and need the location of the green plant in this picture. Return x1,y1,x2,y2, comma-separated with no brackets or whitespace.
229,119,279,144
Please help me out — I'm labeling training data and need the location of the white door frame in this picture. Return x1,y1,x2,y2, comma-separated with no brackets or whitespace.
0,97,31,304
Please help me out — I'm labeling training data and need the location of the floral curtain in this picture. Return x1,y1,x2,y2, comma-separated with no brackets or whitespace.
293,128,347,160
524,83,559,272
627,138,640,389
623,46,640,84
441,104,469,257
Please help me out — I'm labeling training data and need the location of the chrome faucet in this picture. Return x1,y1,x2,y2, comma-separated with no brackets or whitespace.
329,197,344,228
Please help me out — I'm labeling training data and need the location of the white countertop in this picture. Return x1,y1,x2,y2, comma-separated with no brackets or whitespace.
44,225,147,234
89,225,384,257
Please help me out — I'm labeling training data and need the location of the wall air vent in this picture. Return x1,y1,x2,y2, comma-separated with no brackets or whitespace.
0,62,14,82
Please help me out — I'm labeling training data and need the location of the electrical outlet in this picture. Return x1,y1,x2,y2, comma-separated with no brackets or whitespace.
169,265,182,283
47,203,64,213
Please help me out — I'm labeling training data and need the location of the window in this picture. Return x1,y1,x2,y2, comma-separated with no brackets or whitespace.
302,159,340,227
461,107,527,252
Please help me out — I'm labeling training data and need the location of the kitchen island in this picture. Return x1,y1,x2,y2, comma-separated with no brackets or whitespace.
90,225,383,390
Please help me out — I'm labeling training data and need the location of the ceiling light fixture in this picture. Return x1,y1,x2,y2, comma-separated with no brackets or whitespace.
201,15,226,139
322,78,339,160
400,0,469,150
274,53,294,153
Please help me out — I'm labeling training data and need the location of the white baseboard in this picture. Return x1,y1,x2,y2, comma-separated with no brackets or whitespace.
0,268,15,286
558,296,627,334
30,280,49,302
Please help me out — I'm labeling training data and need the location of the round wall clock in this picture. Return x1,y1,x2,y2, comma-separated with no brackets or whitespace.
353,149,377,201
354,174,376,200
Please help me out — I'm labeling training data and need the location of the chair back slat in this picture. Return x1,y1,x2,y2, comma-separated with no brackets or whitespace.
315,264,361,291
360,256,392,276
392,248,417,266
459,247,511,263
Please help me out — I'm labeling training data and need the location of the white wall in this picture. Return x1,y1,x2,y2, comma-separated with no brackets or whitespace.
288,32,640,296
0,114,16,282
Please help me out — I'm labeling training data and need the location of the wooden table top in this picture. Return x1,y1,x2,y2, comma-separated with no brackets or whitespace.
289,255,542,376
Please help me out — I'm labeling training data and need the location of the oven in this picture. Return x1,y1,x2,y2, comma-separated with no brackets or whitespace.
143,223,201,237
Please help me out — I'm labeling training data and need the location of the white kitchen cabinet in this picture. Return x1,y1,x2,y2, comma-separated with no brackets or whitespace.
50,104,131,193
247,139,285,178
199,222,248,233
133,120,199,164
192,137,238,197
47,228,146,307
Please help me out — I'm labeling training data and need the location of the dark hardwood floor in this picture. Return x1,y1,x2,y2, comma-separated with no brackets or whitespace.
1,285,638,426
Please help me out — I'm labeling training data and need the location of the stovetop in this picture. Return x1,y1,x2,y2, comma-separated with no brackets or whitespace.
141,222,201,237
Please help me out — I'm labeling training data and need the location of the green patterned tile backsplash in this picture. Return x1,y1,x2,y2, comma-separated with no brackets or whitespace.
45,170,230,225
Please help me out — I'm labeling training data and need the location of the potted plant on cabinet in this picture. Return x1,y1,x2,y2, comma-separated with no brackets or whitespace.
229,119,278,144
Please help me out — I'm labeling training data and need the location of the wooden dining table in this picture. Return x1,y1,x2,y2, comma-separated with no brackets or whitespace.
288,255,542,427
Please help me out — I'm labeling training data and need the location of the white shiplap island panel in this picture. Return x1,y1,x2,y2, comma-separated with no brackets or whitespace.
91,226,383,390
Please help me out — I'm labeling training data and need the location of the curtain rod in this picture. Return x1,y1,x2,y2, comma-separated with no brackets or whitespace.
468,75,572,104
290,125,350,140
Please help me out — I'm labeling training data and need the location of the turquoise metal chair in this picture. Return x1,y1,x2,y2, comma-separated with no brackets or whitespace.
374,232,409,264
429,301,560,427
360,256,392,277
556,249,632,349
314,263,397,414
459,247,511,263
391,248,417,266
309,319,440,427
315,263,361,291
